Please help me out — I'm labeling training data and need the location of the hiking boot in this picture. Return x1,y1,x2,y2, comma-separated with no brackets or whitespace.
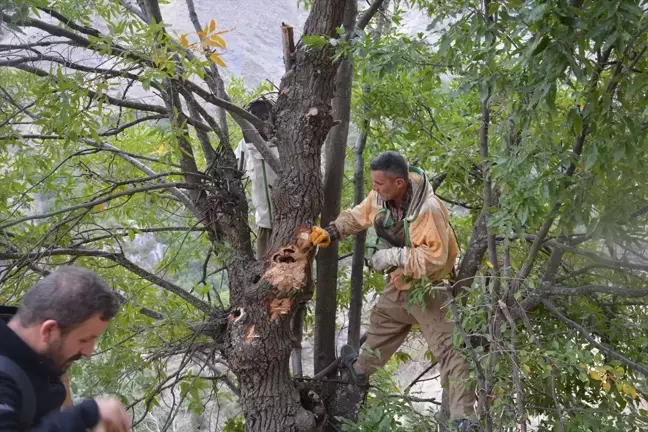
339,344,368,387
452,418,480,431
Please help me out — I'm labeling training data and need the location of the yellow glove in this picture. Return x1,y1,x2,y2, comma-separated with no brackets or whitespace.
310,226,331,248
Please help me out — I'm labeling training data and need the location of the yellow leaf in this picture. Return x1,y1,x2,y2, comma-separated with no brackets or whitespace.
486,260,494,269
602,381,611,392
154,143,167,154
209,18,216,32
210,53,227,67
203,38,225,48
622,383,638,399
197,31,206,38
179,34,189,48
209,34,226,48
589,371,602,381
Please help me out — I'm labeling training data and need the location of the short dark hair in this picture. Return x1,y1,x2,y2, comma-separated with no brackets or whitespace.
369,151,409,180
244,97,274,141
246,97,274,122
15,266,120,332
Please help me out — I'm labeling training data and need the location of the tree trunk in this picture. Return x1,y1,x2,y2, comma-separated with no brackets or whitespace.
223,1,347,430
314,0,358,375
347,118,368,350
291,302,306,377
347,0,390,350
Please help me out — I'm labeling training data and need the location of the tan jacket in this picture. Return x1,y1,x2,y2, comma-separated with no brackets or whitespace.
332,167,457,289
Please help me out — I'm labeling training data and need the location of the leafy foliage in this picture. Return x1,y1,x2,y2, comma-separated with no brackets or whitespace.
2,0,648,430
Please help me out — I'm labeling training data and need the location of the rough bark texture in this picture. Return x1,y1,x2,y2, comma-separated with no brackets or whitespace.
314,0,358,375
223,1,347,430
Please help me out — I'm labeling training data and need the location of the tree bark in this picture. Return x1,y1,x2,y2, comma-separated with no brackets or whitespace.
225,1,347,430
314,0,358,375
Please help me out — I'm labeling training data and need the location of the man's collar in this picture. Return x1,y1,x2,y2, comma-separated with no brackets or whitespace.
385,181,412,219
0,320,61,378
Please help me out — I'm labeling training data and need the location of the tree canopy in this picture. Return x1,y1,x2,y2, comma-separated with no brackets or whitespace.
1,0,647,431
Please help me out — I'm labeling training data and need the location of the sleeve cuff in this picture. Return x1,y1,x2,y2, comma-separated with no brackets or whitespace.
398,247,408,266
325,224,341,242
77,399,100,429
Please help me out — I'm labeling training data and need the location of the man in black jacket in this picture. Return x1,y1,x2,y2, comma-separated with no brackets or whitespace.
0,266,131,431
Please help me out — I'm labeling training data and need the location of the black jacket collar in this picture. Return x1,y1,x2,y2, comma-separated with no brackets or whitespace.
0,309,60,379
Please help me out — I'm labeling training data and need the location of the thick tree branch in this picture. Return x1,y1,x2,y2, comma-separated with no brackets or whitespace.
357,0,387,31
182,81,280,174
542,299,648,376
184,94,218,167
36,7,102,37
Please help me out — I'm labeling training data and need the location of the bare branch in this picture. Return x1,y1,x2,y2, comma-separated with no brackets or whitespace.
0,40,73,51
183,80,271,134
84,139,199,216
498,301,526,432
119,0,147,21
542,299,648,376
527,235,648,273
0,182,204,231
386,394,441,405
6,62,213,134
404,362,438,395
446,292,492,423
71,226,208,247
545,285,648,298
516,305,564,432
0,248,213,314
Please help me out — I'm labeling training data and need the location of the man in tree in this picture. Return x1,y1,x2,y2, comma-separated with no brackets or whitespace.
0,266,132,431
310,151,477,430
236,97,279,259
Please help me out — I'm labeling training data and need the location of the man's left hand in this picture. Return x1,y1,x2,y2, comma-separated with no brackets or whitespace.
370,248,406,272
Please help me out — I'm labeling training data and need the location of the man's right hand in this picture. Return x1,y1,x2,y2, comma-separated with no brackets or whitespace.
310,226,331,248
95,398,131,432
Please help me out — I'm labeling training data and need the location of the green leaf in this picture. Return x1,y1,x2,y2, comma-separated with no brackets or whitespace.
302,35,328,48
531,36,551,56
487,2,501,16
